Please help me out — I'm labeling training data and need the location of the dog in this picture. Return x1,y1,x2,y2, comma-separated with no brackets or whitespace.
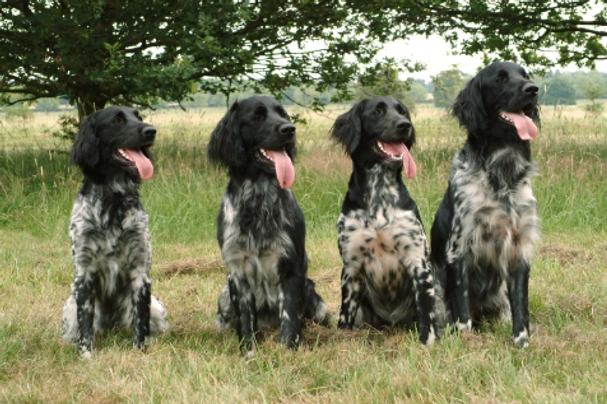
208,95,329,356
331,96,439,345
430,62,541,347
62,106,169,358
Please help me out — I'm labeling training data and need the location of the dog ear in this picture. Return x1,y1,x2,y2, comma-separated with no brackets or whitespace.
451,74,487,137
71,114,100,169
207,101,246,170
331,100,363,154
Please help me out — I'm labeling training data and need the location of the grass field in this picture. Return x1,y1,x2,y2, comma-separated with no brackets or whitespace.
1,103,606,403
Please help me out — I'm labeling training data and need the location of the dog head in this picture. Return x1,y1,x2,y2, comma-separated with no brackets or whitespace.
452,61,540,142
71,106,156,184
331,96,417,178
207,96,297,189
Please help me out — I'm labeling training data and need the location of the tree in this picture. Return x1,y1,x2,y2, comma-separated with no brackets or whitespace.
407,81,430,104
356,64,410,99
432,68,468,109
583,82,605,115
2,1,607,121
539,75,577,105
386,1,607,70
1,1,395,120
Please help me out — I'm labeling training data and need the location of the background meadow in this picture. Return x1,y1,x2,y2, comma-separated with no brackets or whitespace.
1,104,606,403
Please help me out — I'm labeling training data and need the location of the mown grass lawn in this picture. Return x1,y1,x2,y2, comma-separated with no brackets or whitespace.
1,104,606,403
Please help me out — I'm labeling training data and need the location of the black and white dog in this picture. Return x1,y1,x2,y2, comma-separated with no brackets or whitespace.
208,96,329,356
430,62,541,347
331,96,439,345
63,106,169,358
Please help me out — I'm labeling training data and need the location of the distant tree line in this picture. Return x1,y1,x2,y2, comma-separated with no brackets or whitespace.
4,69,606,116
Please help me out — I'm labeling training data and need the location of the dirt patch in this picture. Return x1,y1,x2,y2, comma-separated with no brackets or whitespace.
556,293,599,322
538,243,594,266
157,255,224,279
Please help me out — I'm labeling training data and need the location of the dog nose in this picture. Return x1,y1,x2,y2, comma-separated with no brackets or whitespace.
142,126,156,140
396,119,412,132
523,83,539,95
279,123,296,137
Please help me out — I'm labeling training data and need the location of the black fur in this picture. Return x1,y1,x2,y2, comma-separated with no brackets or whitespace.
430,62,541,347
63,106,168,358
331,96,440,345
209,96,329,356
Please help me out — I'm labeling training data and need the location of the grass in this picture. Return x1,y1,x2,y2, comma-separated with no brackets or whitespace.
1,104,606,403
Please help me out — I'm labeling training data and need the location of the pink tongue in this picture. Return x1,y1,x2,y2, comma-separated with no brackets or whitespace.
501,111,538,141
380,142,417,179
122,148,154,180
265,149,295,189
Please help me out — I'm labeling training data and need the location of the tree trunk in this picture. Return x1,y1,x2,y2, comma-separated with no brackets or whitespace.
77,98,108,123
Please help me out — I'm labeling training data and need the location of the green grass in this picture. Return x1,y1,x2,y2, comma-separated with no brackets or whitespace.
1,105,606,403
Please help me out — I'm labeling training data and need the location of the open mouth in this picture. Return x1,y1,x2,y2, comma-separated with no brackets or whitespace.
497,109,538,141
373,141,417,179
374,141,405,161
258,149,275,166
258,148,295,189
113,147,154,180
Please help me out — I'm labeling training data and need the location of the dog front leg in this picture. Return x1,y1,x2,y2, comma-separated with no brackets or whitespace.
508,260,530,348
132,276,152,350
338,265,363,329
229,274,257,357
448,259,472,332
278,272,304,349
412,261,437,346
73,275,95,358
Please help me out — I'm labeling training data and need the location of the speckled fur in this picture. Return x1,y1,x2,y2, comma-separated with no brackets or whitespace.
208,96,329,356
62,107,168,358
430,62,541,347
331,96,441,345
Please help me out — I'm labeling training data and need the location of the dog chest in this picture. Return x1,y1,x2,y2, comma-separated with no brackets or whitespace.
338,208,425,298
449,162,540,269
220,197,293,310
70,196,151,282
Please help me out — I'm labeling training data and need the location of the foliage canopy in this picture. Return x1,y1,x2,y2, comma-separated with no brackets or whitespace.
2,0,607,120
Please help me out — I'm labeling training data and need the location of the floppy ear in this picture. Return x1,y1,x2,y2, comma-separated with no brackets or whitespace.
331,100,364,154
451,74,487,137
207,101,246,170
71,114,100,169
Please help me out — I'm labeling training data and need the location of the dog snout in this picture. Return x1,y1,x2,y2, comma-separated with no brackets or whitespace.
279,123,296,137
396,119,412,132
523,82,539,96
142,126,156,140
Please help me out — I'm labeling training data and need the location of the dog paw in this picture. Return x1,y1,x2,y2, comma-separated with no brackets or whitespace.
513,330,529,348
80,349,92,360
457,320,472,332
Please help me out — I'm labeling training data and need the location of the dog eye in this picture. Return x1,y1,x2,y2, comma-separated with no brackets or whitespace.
496,76,507,83
373,109,382,116
112,117,124,124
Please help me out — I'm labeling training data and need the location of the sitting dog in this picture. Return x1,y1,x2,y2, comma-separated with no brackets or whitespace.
331,95,439,345
63,106,169,358
430,62,541,347
208,95,329,356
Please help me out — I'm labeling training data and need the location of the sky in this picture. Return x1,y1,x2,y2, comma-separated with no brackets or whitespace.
381,34,607,82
